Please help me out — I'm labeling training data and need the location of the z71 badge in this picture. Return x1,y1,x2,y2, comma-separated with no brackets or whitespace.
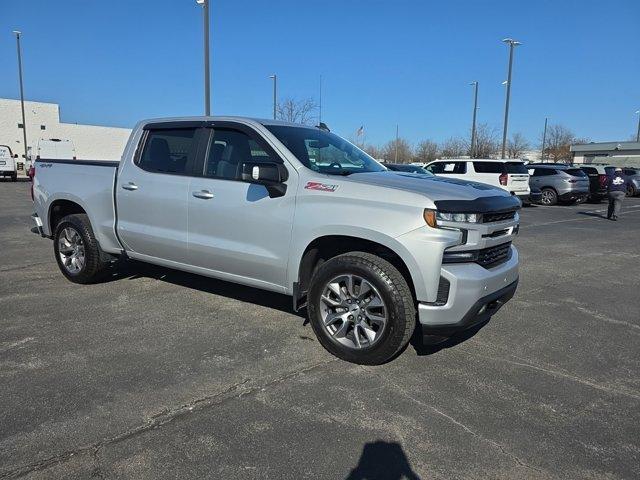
304,181,338,192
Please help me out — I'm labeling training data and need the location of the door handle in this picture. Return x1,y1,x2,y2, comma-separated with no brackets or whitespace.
122,182,138,191
192,190,214,199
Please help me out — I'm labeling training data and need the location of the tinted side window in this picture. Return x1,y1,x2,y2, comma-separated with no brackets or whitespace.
139,129,198,175
581,167,597,175
426,163,444,173
473,162,504,174
204,129,278,180
623,168,637,175
533,168,554,176
432,162,466,174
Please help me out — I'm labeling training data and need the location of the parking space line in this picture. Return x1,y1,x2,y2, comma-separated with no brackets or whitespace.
521,207,640,229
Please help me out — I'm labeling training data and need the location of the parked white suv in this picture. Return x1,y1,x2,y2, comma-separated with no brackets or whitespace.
425,159,532,204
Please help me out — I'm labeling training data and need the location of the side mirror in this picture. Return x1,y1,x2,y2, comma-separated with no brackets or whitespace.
241,161,288,198
14,154,19,158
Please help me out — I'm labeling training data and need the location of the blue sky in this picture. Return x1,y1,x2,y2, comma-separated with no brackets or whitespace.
1,0,639,146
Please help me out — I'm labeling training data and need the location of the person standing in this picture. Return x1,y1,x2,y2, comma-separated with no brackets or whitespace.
607,167,627,221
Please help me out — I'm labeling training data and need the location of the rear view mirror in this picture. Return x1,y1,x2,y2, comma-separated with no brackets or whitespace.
241,161,288,198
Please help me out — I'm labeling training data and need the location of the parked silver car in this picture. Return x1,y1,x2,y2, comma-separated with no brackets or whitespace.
619,167,640,197
527,164,590,205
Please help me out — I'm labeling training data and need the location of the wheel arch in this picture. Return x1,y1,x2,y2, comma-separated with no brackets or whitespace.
48,197,88,234
292,234,418,311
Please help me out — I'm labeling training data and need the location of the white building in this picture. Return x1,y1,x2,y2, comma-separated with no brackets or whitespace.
571,141,640,165
0,98,131,169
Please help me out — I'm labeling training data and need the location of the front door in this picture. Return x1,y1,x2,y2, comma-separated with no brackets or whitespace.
117,127,202,264
187,126,296,291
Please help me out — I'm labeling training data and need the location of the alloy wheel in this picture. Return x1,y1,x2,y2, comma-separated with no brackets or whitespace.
57,227,86,274
319,274,388,349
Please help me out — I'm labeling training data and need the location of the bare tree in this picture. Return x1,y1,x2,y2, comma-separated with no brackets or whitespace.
413,140,439,163
440,137,467,158
507,132,530,159
382,138,413,163
363,144,384,160
276,97,318,125
542,124,576,162
471,123,499,158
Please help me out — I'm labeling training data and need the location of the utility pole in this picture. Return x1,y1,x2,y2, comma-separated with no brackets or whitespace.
541,117,548,162
196,0,211,115
319,75,323,125
13,31,28,163
501,38,521,159
470,82,478,158
395,124,399,163
635,110,640,142
269,75,277,119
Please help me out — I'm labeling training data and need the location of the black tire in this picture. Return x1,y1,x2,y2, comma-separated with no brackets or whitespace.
307,252,416,365
540,188,558,206
11,173,17,182
53,214,108,284
627,184,637,197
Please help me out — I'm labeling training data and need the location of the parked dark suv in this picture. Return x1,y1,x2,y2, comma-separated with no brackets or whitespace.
527,164,590,205
578,165,611,202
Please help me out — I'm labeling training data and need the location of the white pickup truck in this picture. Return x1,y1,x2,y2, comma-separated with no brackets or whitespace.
32,117,520,364
0,145,18,181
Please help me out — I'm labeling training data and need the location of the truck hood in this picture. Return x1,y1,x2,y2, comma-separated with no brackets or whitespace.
346,171,509,202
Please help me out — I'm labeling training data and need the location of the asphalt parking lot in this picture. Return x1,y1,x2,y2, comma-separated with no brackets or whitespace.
1,180,639,480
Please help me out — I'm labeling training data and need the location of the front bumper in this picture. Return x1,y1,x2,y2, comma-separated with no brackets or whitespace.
418,246,519,334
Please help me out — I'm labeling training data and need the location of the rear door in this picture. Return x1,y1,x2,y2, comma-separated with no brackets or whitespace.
187,123,296,290
505,161,530,194
0,146,15,173
116,125,206,264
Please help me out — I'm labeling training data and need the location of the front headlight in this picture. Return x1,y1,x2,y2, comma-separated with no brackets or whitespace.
424,209,481,227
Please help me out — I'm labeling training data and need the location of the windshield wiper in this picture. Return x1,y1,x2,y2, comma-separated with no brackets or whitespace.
324,170,354,176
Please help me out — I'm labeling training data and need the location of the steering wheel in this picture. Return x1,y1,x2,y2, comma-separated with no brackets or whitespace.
328,162,342,169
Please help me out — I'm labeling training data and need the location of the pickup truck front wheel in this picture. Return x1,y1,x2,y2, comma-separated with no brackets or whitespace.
53,214,108,284
307,252,416,365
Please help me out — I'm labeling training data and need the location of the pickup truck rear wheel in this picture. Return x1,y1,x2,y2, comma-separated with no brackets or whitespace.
53,214,108,284
307,252,416,365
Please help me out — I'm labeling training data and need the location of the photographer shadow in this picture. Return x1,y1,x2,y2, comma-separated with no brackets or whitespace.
345,441,421,480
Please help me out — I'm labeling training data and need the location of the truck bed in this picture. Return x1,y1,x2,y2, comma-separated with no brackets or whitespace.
33,159,123,254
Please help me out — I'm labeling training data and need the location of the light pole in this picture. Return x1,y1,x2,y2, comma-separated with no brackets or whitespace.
269,75,277,120
470,81,478,158
13,31,28,163
196,0,211,115
541,117,548,162
500,38,521,159
635,110,640,142
395,124,399,163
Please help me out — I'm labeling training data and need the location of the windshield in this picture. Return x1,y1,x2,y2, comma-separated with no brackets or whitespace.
265,125,386,175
